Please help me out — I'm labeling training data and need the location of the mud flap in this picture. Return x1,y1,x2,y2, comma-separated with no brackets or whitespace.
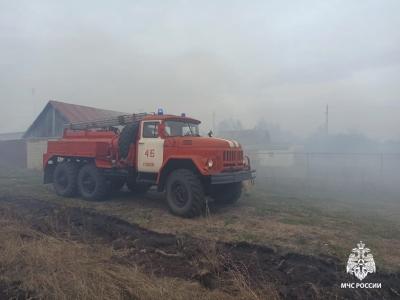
44,164,55,184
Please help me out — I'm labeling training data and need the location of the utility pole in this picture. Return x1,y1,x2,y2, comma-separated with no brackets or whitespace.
325,104,329,135
212,111,216,134
31,88,36,124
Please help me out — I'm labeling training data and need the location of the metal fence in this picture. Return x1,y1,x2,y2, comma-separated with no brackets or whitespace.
247,151,400,202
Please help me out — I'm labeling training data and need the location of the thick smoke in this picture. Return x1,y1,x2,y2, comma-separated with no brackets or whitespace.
0,0,400,140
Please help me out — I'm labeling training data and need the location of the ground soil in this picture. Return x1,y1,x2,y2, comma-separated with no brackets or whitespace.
0,280,34,300
0,195,398,299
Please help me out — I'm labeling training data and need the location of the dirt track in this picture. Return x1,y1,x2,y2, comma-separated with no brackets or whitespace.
0,195,399,299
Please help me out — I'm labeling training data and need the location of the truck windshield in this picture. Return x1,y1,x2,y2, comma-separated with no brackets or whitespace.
164,120,200,137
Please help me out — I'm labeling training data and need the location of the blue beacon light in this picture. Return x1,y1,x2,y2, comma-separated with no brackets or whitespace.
157,108,164,115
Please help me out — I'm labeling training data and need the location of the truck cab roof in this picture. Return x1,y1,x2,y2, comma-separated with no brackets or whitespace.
142,114,201,124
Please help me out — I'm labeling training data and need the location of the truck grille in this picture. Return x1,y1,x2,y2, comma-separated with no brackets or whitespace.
223,150,243,162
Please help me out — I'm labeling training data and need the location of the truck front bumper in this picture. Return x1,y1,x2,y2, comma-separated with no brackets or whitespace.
210,169,256,185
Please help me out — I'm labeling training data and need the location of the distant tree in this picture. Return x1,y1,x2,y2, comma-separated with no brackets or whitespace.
254,118,268,130
217,118,243,132
254,118,298,145
305,130,380,153
381,139,400,153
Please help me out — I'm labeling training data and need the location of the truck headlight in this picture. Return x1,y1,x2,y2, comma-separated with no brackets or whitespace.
207,159,214,168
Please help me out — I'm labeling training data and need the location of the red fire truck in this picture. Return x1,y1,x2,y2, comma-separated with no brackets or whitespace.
43,110,255,217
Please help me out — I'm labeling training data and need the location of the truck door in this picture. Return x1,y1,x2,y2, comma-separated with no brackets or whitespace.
137,121,164,173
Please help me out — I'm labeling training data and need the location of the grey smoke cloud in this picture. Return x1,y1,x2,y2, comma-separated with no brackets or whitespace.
0,0,399,139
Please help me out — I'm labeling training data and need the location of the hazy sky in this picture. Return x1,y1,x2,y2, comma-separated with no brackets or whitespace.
1,0,400,139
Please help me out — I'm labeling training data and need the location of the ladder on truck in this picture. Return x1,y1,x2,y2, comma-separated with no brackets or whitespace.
65,113,152,130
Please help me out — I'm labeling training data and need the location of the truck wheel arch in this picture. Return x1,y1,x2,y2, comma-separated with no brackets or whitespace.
158,158,200,192
44,162,56,184
44,155,60,184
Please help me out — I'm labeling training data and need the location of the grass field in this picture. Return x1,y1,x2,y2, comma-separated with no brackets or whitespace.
0,166,399,299
1,166,398,270
0,212,238,300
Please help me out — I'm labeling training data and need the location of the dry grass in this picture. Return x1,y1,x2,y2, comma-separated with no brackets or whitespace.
0,210,279,300
1,166,399,272
189,237,280,300
228,264,279,300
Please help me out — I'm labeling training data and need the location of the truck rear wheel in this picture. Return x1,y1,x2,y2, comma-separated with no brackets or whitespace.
78,164,108,200
166,169,205,218
53,162,78,197
211,182,242,204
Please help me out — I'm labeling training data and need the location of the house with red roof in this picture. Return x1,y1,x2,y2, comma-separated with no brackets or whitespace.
0,100,128,169
23,100,126,138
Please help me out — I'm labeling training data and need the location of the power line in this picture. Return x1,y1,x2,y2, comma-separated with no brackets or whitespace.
325,104,329,135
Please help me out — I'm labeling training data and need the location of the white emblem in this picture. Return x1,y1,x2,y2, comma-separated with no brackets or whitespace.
346,241,376,281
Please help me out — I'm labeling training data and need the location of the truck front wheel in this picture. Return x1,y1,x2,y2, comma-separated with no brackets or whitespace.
53,162,78,197
166,169,205,218
211,182,242,204
78,164,108,200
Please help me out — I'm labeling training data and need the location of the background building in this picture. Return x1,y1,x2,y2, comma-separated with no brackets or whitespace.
23,100,125,139
0,100,126,169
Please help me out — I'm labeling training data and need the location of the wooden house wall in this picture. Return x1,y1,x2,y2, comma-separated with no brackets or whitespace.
25,106,66,138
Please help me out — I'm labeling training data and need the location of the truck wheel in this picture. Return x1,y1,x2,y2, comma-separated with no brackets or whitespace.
78,164,108,200
211,182,242,204
126,178,150,194
53,162,78,197
166,169,205,218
